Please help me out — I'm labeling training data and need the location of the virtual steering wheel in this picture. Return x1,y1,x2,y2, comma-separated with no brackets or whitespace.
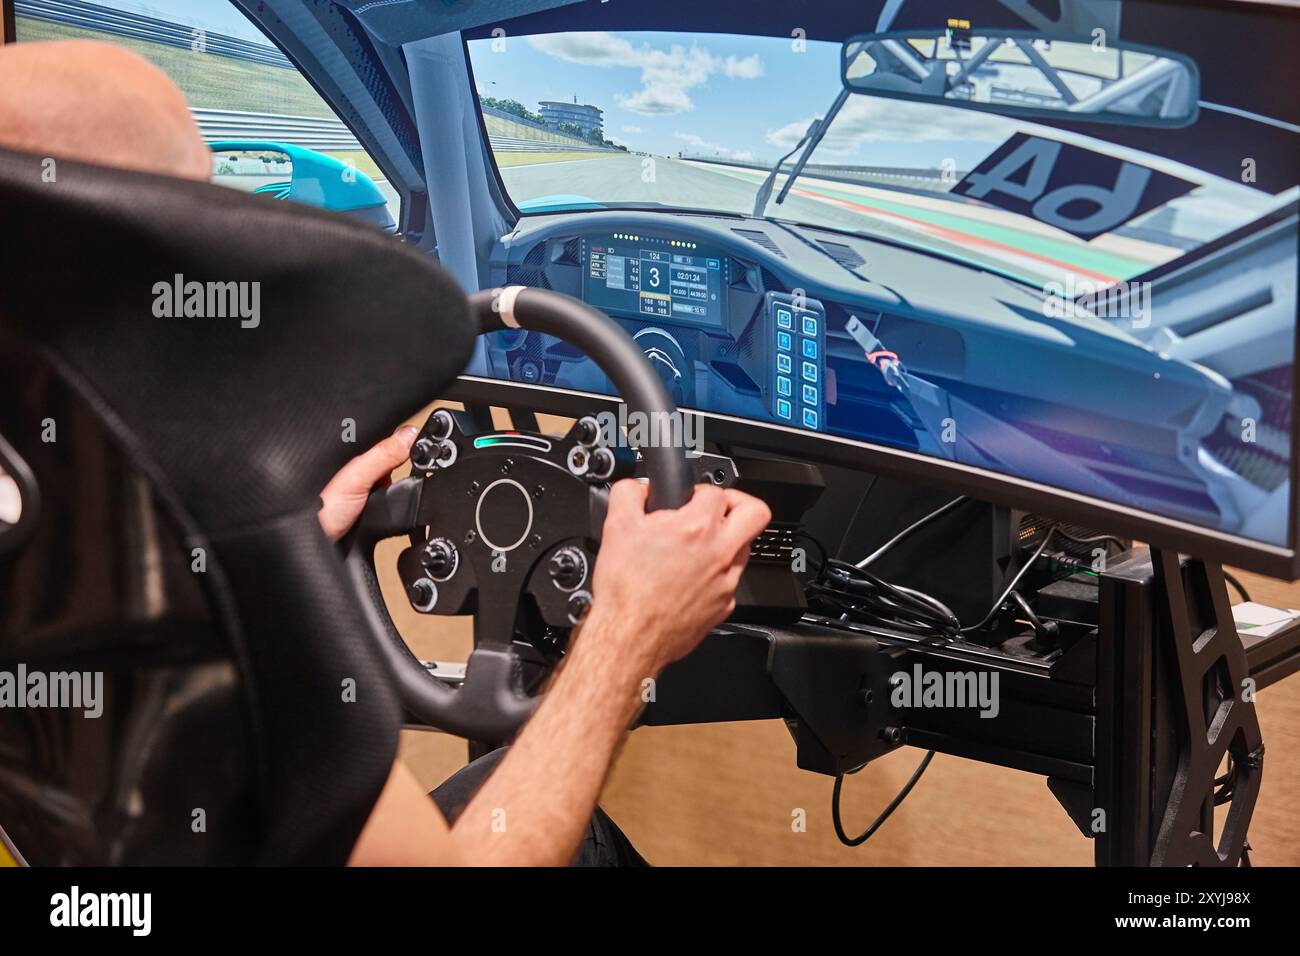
344,286,694,741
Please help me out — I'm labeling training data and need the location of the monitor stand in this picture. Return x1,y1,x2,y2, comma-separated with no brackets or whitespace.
645,540,1288,866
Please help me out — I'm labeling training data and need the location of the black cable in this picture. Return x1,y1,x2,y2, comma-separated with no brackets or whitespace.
814,559,961,639
1053,528,1126,552
793,495,972,641
836,475,879,561
1006,589,1047,635
792,529,830,580
1223,571,1252,604
832,750,935,847
961,526,1057,634
855,496,968,569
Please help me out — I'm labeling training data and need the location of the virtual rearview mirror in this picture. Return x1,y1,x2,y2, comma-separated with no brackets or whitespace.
842,28,1199,127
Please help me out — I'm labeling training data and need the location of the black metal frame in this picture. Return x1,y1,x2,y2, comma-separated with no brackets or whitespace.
643,542,1291,866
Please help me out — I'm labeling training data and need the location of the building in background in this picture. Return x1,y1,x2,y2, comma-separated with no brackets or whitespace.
538,99,604,139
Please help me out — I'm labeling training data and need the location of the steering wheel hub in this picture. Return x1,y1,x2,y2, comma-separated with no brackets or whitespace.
474,478,535,553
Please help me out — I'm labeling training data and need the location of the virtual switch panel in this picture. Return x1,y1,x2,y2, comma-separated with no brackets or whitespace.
766,292,825,432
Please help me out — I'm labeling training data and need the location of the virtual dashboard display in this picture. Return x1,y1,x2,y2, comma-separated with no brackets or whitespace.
582,234,726,327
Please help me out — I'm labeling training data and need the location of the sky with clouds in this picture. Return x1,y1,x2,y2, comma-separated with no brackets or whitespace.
84,5,1018,170
470,31,1017,168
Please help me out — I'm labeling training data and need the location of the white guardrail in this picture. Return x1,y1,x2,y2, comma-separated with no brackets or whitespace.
194,109,362,151
195,109,621,155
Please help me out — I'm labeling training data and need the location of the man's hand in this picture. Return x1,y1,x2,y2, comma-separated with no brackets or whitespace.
318,425,419,541
590,479,771,675
351,473,770,867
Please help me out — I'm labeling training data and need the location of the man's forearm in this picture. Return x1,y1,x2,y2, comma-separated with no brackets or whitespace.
449,608,655,865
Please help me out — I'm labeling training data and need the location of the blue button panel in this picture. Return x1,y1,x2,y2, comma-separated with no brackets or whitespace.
767,294,824,432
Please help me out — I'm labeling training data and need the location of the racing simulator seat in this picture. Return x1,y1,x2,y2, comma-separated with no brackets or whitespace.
0,146,479,864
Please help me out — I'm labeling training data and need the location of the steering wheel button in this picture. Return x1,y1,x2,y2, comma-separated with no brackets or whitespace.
410,438,437,470
575,416,601,446
588,447,616,480
434,439,458,468
567,445,590,476
566,590,593,625
409,578,438,612
428,409,454,440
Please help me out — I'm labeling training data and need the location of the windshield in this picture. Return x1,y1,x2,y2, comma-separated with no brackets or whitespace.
468,30,1288,289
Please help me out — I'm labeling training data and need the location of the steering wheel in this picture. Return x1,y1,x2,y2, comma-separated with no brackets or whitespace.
344,286,694,741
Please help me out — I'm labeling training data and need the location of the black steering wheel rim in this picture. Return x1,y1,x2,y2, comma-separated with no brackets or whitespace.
343,287,693,740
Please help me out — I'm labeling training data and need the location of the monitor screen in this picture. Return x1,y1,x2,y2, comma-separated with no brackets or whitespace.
463,0,1300,574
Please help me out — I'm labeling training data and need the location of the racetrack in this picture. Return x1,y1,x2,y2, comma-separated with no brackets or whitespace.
501,153,1170,285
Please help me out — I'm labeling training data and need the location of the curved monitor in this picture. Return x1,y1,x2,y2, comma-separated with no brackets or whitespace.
455,0,1299,578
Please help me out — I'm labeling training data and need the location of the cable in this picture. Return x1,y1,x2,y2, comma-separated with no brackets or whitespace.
812,559,961,640
961,526,1057,634
793,496,972,641
832,750,935,847
1006,588,1048,636
792,529,830,580
1223,571,1252,604
836,475,879,560
1053,528,1126,552
855,496,968,569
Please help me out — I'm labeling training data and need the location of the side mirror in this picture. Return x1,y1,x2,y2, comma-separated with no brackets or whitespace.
209,141,396,231
842,29,1199,128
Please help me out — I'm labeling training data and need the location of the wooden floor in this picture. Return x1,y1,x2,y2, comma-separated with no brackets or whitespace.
393,404,1300,866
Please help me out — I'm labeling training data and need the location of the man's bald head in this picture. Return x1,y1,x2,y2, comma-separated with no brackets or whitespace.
0,39,210,181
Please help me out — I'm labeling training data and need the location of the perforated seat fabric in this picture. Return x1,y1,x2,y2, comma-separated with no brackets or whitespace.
0,147,476,863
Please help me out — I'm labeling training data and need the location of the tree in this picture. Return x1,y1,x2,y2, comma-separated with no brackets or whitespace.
481,96,543,125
